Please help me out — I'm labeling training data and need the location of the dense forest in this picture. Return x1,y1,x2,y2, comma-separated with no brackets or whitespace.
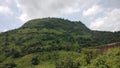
0,18,120,68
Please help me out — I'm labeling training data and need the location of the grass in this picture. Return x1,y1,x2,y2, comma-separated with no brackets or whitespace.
35,61,55,68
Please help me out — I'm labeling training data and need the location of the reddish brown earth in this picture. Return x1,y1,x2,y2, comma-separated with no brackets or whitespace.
96,42,120,54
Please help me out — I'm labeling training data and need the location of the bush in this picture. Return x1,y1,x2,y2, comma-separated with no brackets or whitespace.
2,62,17,68
31,56,39,65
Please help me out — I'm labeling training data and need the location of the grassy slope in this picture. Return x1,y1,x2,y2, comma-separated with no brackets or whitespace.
0,46,120,68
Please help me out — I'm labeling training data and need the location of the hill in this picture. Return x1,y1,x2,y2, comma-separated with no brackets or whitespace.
0,18,120,68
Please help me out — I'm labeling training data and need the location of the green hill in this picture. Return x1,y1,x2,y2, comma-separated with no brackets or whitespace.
0,18,120,68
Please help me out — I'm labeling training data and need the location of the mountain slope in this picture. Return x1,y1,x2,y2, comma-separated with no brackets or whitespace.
0,18,120,68
0,18,119,54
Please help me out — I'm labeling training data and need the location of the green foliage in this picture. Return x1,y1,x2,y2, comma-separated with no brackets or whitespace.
2,62,17,68
0,18,120,68
31,56,39,65
93,56,109,68
55,52,81,68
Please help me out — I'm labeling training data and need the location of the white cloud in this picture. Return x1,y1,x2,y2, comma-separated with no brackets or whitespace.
0,0,119,32
16,0,96,22
0,6,13,15
19,13,29,22
3,29,8,32
61,6,80,14
83,5,103,17
0,0,12,5
90,8,120,31
0,0,13,15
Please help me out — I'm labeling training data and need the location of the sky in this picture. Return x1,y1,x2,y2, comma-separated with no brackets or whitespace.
0,0,120,32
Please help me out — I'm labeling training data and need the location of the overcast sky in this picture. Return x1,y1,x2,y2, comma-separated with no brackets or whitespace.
0,0,120,32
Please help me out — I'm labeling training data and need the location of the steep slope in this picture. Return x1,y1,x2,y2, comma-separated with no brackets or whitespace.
0,18,120,68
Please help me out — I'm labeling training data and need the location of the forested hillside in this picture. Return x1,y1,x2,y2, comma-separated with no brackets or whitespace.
0,18,120,68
